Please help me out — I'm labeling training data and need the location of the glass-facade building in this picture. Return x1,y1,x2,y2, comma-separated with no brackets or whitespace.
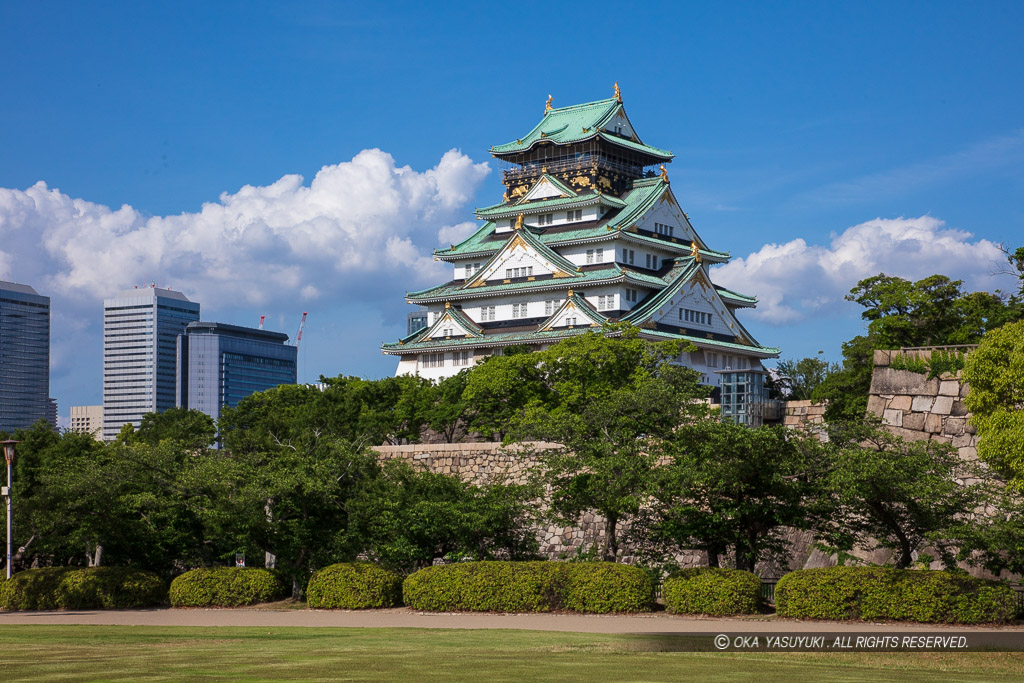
103,287,200,440
0,281,50,433
718,369,769,427
176,321,296,423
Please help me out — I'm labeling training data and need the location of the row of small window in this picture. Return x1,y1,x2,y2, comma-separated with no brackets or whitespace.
653,222,675,236
586,248,605,264
705,353,750,370
421,351,472,368
465,262,483,277
535,209,583,227
680,308,711,326
620,249,660,270
506,266,534,278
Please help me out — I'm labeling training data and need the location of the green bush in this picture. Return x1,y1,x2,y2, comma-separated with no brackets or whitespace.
775,567,1017,624
306,563,403,609
0,567,165,610
662,568,761,616
562,562,654,613
403,561,654,613
169,568,288,607
889,353,929,374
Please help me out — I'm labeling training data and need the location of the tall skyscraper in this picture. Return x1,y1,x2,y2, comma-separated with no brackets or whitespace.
103,286,200,440
0,281,50,433
176,321,297,422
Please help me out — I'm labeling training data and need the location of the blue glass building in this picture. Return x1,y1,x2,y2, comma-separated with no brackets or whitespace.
103,286,200,440
176,321,297,422
0,281,50,433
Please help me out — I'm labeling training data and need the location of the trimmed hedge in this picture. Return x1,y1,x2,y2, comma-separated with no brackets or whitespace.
0,567,165,610
775,567,1017,624
169,567,288,607
306,563,403,609
663,568,761,616
403,561,654,614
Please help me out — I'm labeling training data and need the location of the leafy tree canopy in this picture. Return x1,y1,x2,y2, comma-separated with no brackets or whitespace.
962,319,1024,487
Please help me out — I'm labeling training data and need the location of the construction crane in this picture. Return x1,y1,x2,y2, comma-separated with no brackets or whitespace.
295,312,308,348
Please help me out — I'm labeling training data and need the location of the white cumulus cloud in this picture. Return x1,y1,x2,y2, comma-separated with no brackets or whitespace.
0,148,490,306
713,216,1013,324
0,148,490,381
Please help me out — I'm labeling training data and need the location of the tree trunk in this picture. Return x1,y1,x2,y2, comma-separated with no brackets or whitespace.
93,544,103,567
707,551,720,568
292,577,302,601
603,515,619,562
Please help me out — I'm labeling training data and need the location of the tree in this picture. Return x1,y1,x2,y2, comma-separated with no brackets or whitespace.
208,432,379,598
775,354,839,400
962,319,1024,487
815,421,989,569
510,325,708,561
344,460,539,573
137,407,216,450
423,370,472,443
812,333,877,422
462,349,549,440
640,421,818,571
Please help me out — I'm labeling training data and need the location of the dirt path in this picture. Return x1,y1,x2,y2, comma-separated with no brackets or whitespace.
1,608,1021,633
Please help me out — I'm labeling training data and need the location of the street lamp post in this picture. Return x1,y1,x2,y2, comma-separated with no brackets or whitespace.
2,440,17,580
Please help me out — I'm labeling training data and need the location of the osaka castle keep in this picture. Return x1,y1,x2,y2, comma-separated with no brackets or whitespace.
383,85,779,415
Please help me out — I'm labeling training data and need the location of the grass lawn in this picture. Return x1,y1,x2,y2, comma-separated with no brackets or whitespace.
1,626,1022,681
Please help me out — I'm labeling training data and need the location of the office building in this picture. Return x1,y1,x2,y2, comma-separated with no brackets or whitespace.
70,405,103,440
176,321,297,422
0,280,50,433
103,286,200,440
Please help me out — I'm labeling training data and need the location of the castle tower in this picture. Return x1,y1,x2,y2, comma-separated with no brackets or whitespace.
383,87,778,413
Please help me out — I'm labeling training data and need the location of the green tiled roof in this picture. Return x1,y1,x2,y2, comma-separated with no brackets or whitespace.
410,266,626,302
621,259,700,324
539,291,607,330
489,98,673,161
383,326,598,353
462,226,579,286
384,322,777,356
715,285,757,306
475,192,625,220
440,178,696,259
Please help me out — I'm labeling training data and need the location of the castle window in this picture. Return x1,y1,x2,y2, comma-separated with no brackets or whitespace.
538,213,554,226
566,209,583,222
512,303,528,319
453,350,471,367
625,288,638,303
422,353,444,369
481,306,496,321
595,248,604,263
681,309,711,326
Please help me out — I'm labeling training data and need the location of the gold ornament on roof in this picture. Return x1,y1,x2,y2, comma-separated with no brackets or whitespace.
502,191,509,202
613,81,622,102
545,94,553,112
567,289,574,297
515,214,524,230
659,165,669,183
690,242,702,263
445,301,451,309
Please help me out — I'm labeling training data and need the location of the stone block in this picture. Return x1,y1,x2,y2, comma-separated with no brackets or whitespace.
870,367,941,396
889,395,912,411
950,400,968,417
930,435,951,444
902,412,926,431
883,409,903,427
951,434,973,448
932,396,954,415
939,380,960,397
867,395,887,416
925,413,943,433
911,396,935,412
873,349,892,366
960,383,971,398
943,417,966,436
958,446,978,461
888,426,932,442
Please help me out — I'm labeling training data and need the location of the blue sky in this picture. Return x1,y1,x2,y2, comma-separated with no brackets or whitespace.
1,1,1022,416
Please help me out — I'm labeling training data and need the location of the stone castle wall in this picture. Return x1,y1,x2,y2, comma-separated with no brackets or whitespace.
866,349,978,461
373,358,998,577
